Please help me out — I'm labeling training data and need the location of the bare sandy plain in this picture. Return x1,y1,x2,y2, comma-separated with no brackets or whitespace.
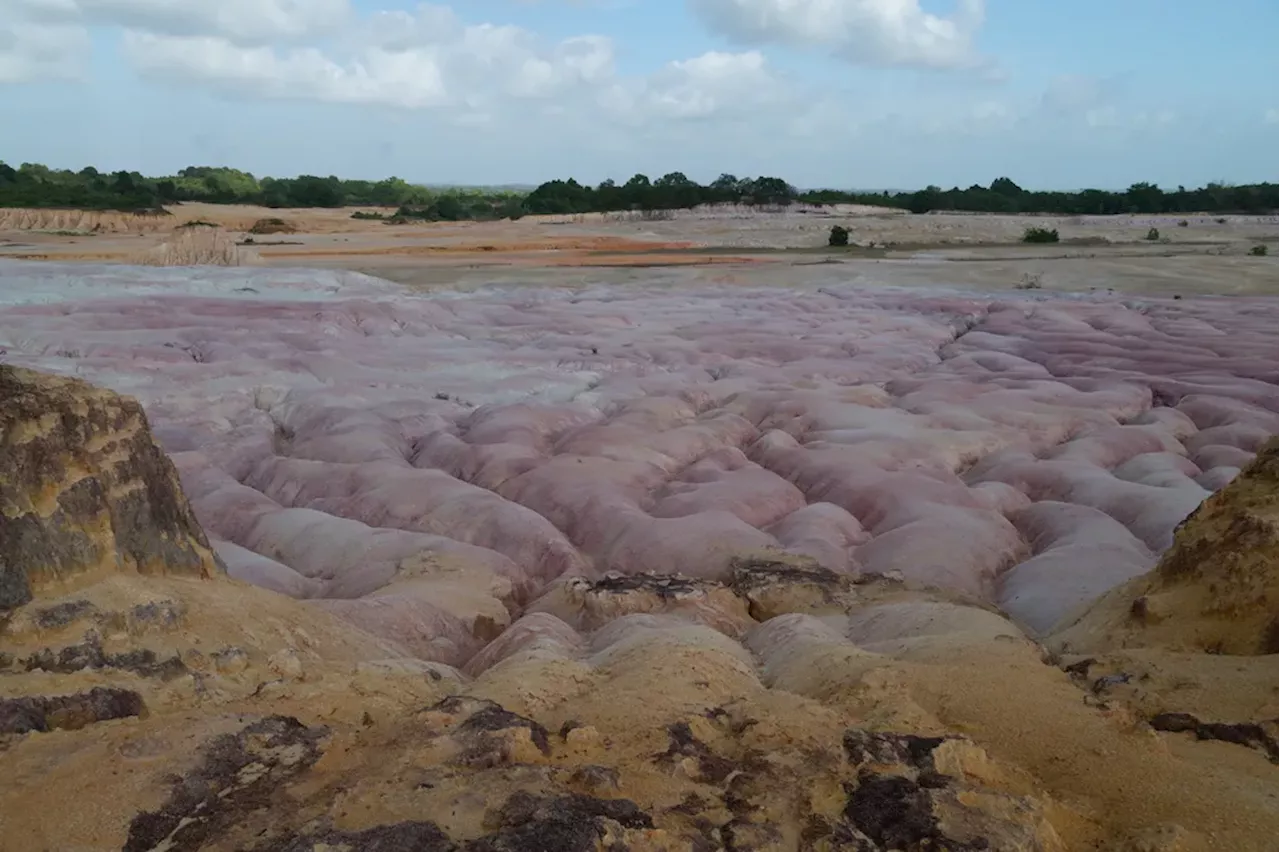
1,202,1277,296
0,203,1277,852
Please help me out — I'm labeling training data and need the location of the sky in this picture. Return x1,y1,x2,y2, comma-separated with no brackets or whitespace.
1,0,1277,190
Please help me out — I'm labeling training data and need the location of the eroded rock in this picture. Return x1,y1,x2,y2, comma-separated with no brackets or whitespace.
0,687,145,734
0,366,223,610
123,716,328,852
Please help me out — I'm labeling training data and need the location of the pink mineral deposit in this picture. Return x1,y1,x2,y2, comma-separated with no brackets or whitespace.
0,260,1274,668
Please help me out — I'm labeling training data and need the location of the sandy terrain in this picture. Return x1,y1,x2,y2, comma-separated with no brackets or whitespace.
0,202,1276,297
0,205,1276,851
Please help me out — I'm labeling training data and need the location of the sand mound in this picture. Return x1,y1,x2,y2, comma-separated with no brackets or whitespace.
247,217,298,235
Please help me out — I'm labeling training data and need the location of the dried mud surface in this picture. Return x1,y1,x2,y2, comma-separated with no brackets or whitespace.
0,239,1276,851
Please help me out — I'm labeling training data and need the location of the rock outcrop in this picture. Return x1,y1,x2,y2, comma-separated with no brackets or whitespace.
0,366,223,610
1050,436,1278,655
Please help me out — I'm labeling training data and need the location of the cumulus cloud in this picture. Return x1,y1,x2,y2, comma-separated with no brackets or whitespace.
602,50,786,123
115,2,791,128
121,32,451,109
0,0,1023,172
688,0,986,69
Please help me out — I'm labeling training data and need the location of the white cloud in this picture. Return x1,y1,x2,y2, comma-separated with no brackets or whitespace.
120,17,619,113
85,0,349,43
0,5,88,82
115,2,792,130
122,32,452,109
688,0,985,69
602,50,785,122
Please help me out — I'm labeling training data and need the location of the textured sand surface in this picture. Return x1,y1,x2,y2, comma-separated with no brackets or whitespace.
0,259,1275,648
0,257,1276,851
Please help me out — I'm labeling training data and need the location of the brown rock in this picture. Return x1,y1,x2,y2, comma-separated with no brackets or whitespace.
0,366,223,611
0,687,145,734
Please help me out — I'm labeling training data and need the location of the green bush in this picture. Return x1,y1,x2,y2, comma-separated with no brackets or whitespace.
248,217,295,235
350,210,386,220
1249,244,1268,256
1145,227,1160,241
828,225,850,247
1021,227,1059,244
1177,219,1189,227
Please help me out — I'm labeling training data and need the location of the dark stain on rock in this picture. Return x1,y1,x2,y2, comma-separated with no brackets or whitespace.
123,715,327,852
456,702,551,755
469,792,653,852
1149,712,1278,763
658,721,738,784
727,555,843,595
33,599,98,630
1062,657,1096,680
569,764,620,792
667,792,710,815
268,821,457,852
129,600,186,631
0,687,144,734
1128,596,1149,621
1091,672,1134,694
426,696,552,768
22,632,187,680
843,730,948,771
844,773,977,851
589,572,716,600
1264,616,1279,655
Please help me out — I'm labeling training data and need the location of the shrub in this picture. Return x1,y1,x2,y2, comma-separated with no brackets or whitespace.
1214,217,1228,224
1145,228,1160,241
247,217,296,235
1249,244,1268,256
1177,219,1189,227
177,219,218,228
828,225,850,247
350,210,386,220
1021,227,1059,244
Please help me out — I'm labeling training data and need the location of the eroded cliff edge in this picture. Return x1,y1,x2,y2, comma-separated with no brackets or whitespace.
1049,436,1278,656
0,368,1275,852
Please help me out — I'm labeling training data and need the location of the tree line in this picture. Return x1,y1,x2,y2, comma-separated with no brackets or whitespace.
1,161,1275,219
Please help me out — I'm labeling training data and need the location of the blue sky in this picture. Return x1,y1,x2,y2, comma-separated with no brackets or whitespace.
2,0,1277,189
